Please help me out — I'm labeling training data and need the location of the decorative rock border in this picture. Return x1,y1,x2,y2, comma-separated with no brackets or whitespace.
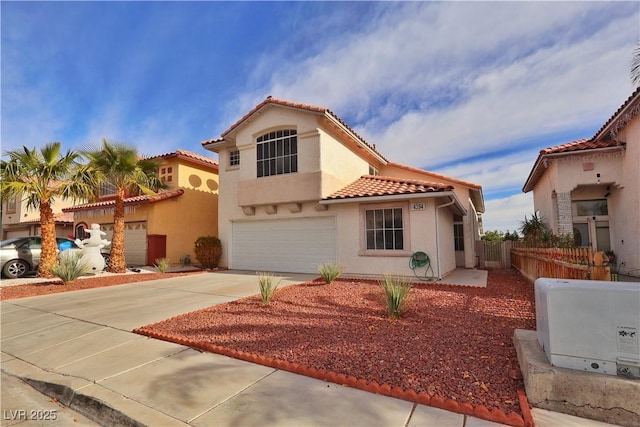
134,327,534,427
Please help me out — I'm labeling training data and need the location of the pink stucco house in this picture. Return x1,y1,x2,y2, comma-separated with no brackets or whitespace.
202,97,484,278
523,87,640,278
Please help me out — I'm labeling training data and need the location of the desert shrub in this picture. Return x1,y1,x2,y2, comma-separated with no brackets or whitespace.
257,272,280,304
379,274,412,319
52,251,91,283
155,257,170,273
194,236,222,268
317,262,344,284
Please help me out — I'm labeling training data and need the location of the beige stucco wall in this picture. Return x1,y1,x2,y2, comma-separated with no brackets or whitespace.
330,198,456,278
380,164,480,269
532,116,639,275
2,195,76,226
210,105,473,276
611,116,640,274
215,107,371,269
531,161,559,231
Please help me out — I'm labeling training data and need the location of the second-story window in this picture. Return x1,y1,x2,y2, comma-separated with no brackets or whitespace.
229,149,240,167
6,196,17,213
256,129,297,178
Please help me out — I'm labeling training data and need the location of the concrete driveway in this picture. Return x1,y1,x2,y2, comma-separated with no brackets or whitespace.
1,270,599,427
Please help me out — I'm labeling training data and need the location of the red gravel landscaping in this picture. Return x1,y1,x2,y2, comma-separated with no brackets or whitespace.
0,270,206,300
135,269,536,423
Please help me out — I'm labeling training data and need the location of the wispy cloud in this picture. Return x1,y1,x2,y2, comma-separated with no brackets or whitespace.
2,1,636,233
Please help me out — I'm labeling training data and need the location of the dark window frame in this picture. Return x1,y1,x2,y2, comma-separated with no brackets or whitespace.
256,129,298,178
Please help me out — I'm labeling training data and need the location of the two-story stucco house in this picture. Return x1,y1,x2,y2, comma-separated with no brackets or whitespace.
523,87,640,278
64,149,219,267
203,97,484,278
2,195,76,240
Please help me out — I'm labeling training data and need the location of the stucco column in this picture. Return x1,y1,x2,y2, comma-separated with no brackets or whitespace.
556,192,573,235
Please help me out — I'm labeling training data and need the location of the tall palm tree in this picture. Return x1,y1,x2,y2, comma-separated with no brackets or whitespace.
82,139,164,273
1,142,95,278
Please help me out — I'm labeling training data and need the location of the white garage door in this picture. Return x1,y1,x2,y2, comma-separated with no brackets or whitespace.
103,222,147,266
232,217,336,273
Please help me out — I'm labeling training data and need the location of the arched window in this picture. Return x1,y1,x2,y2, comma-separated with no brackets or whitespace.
256,129,297,177
75,223,88,240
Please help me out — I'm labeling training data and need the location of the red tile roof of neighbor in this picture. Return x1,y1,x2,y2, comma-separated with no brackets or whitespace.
21,212,74,225
148,149,218,169
539,138,620,155
324,175,453,201
592,85,640,141
63,189,185,212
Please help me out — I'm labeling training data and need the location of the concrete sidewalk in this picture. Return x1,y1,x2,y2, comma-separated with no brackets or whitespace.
1,271,613,427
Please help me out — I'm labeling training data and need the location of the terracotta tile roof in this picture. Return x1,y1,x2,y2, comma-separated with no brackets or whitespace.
203,96,386,160
387,162,482,190
148,149,218,169
522,136,626,193
324,175,453,201
21,211,74,225
63,189,185,212
592,85,640,140
539,138,619,155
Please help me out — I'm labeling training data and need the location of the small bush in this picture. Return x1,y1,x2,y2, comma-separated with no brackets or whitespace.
155,257,170,273
52,251,91,283
194,236,222,269
379,274,412,319
317,262,344,284
257,272,280,304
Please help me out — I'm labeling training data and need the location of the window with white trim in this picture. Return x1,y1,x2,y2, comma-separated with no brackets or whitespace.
229,149,240,167
256,129,297,178
365,207,404,250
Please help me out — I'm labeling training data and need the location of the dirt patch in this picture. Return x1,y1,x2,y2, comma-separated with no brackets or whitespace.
0,270,206,300
135,269,535,422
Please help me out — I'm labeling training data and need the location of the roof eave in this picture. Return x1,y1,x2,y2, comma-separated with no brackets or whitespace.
320,191,467,215
593,87,640,141
522,145,626,193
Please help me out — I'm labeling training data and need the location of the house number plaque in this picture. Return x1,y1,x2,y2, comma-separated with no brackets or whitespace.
412,203,425,211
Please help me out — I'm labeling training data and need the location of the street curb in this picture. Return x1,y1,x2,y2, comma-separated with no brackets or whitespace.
4,372,147,427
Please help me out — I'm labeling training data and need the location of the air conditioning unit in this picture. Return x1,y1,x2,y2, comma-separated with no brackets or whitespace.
535,278,640,378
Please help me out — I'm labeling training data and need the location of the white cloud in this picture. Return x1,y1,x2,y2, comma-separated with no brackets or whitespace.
483,193,534,234
434,150,540,196
239,2,637,234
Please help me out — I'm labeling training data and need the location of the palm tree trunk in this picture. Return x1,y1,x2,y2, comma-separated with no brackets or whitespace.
38,202,57,278
109,192,127,273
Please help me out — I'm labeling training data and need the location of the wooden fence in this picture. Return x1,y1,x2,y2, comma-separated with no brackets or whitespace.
511,247,611,283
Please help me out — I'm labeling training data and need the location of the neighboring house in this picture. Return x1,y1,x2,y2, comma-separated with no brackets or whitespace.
2,195,75,239
202,97,484,278
64,150,219,267
523,87,640,278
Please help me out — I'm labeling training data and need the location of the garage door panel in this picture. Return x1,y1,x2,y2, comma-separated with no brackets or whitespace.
232,217,336,273
102,222,147,266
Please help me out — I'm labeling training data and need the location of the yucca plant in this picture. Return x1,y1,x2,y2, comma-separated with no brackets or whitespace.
379,274,412,319
317,262,344,284
51,251,91,283
155,257,170,273
257,272,280,304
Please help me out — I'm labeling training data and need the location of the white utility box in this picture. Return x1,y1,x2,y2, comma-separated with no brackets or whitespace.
535,278,640,378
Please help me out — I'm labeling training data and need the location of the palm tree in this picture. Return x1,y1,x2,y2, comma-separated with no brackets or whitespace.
632,41,640,87
82,139,164,273
519,211,549,246
1,143,95,278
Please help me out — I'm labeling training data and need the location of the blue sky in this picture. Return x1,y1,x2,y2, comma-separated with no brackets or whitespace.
2,1,639,233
